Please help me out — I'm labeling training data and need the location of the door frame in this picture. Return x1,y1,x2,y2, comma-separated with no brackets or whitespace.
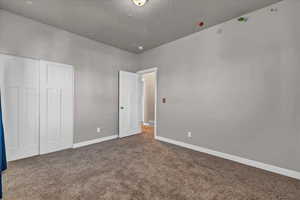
136,67,158,139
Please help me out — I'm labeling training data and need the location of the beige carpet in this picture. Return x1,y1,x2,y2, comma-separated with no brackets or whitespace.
4,132,300,200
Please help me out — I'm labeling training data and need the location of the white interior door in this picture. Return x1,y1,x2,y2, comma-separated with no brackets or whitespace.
119,71,142,138
40,60,74,154
0,54,40,161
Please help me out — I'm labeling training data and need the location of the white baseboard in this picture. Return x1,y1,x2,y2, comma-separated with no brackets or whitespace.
156,136,300,180
73,135,118,149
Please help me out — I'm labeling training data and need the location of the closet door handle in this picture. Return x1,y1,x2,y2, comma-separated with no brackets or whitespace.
120,106,124,110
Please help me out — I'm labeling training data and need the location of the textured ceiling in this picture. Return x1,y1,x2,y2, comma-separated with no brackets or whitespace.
0,0,281,53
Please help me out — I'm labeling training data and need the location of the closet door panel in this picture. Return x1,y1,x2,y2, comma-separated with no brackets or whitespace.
0,55,39,161
21,88,39,157
40,60,74,154
46,88,62,149
5,87,19,159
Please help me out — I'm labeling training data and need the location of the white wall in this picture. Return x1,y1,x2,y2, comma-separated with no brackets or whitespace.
0,9,139,143
139,0,300,172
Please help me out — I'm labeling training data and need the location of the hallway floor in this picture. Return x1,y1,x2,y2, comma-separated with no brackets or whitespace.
5,132,300,200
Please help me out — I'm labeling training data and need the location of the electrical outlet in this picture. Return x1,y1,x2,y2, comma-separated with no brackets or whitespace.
188,132,192,138
97,128,101,133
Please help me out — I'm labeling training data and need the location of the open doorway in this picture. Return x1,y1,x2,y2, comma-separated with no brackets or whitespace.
138,68,157,138
118,68,157,139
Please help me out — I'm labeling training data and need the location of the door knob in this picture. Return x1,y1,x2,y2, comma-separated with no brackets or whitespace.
120,106,124,110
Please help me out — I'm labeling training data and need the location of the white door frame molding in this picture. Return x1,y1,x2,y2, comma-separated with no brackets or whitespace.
137,67,158,139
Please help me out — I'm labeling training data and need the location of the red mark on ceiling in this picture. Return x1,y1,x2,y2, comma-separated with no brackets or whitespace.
198,21,204,27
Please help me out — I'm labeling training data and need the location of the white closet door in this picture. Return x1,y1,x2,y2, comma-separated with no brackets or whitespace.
0,54,40,161
119,71,143,138
40,60,74,154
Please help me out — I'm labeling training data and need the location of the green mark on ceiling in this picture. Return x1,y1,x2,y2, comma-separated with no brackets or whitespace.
238,17,248,22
